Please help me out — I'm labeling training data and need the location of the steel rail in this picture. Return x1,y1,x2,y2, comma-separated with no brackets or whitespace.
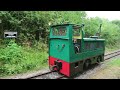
25,50,120,79
105,50,120,56
27,71,55,79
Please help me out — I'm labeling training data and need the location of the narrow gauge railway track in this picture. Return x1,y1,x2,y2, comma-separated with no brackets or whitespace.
26,70,65,79
27,71,55,79
104,50,120,60
105,50,120,56
25,50,120,79
74,50,120,79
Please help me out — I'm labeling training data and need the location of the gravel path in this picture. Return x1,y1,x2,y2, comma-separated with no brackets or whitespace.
32,72,63,79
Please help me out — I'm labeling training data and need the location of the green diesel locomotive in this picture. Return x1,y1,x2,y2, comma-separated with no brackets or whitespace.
49,24,105,77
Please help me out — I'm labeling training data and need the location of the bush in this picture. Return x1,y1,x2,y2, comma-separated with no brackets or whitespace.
0,40,22,63
0,40,48,76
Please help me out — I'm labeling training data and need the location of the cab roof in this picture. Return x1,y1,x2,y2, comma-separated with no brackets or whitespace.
51,24,84,27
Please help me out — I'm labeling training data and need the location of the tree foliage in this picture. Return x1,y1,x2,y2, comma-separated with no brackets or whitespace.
1,11,120,76
0,11,52,44
0,11,120,46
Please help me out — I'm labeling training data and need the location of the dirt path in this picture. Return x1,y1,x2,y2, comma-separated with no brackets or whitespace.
89,57,120,79
88,66,120,79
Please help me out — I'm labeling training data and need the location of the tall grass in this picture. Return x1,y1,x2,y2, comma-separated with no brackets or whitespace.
105,41,120,53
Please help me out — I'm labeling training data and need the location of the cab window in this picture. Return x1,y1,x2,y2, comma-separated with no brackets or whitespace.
73,26,82,39
52,27,67,36
73,27,80,36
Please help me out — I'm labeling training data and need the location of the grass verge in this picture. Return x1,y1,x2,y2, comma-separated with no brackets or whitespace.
0,41,48,77
89,58,120,79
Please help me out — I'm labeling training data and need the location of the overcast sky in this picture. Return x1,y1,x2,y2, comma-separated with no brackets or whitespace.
86,11,120,21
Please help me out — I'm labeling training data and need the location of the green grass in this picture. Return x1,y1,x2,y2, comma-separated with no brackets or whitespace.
104,58,120,78
105,42,120,53
88,58,120,79
0,41,48,77
107,58,120,67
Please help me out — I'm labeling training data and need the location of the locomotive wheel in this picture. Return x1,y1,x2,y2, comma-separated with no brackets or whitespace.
97,56,101,64
84,60,90,69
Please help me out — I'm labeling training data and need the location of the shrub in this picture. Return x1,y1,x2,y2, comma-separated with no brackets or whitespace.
0,40,48,76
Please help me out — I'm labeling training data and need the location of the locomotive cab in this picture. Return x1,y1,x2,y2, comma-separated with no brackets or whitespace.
49,24,69,72
49,24,85,76
72,24,84,54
